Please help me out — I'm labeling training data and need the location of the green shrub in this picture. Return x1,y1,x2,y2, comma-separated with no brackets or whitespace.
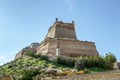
56,56,75,67
82,53,116,69
25,52,49,61
103,52,117,69
83,56,92,68
96,56,105,68
24,51,35,57
20,69,40,80
81,56,106,69
75,58,85,71
104,52,116,63
88,56,105,68
40,55,49,61
33,75,41,80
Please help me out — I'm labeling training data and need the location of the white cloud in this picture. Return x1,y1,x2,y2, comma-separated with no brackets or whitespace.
63,0,74,15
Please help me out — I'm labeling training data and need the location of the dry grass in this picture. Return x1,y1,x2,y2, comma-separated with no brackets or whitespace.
43,70,120,80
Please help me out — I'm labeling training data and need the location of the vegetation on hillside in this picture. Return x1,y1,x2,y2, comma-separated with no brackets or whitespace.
0,52,117,80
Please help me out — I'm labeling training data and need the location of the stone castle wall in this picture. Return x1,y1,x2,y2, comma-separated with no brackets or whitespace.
55,22,77,39
36,40,49,54
15,48,36,59
59,39,98,57
45,25,56,38
36,38,98,57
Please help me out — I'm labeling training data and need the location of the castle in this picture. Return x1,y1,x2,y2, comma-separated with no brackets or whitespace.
15,18,98,59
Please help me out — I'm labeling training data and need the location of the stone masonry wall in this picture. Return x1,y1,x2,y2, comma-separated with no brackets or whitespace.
45,25,56,39
45,21,77,39
15,48,36,59
55,22,77,39
40,38,98,57
36,40,49,54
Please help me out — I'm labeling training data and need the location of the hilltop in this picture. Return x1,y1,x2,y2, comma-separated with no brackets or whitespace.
0,52,119,80
0,19,118,80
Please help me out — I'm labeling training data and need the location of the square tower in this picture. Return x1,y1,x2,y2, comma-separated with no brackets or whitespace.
45,18,77,39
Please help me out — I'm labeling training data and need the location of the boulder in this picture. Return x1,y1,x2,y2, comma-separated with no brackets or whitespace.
45,68,57,75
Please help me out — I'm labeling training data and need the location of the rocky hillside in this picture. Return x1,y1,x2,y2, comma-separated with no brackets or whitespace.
0,53,119,80
0,54,77,80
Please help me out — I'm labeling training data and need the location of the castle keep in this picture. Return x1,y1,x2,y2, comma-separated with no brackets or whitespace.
15,18,98,59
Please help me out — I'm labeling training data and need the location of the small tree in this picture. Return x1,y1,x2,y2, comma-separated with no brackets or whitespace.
104,52,117,69
56,56,75,67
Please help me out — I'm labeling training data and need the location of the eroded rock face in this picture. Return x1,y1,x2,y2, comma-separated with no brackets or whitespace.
15,19,98,59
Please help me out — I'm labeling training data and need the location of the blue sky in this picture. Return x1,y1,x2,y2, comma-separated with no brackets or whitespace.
0,0,120,65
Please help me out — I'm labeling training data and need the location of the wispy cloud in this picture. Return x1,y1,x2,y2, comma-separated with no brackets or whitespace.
63,0,74,15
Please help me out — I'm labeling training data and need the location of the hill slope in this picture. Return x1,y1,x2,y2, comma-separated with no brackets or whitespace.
0,53,119,80
0,55,75,80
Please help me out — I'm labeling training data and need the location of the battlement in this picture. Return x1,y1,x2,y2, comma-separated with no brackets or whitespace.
54,18,74,30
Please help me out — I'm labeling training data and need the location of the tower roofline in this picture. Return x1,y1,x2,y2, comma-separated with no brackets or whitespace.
55,18,74,25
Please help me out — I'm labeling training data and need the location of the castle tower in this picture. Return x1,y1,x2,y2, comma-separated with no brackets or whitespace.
45,18,77,39
36,18,98,57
